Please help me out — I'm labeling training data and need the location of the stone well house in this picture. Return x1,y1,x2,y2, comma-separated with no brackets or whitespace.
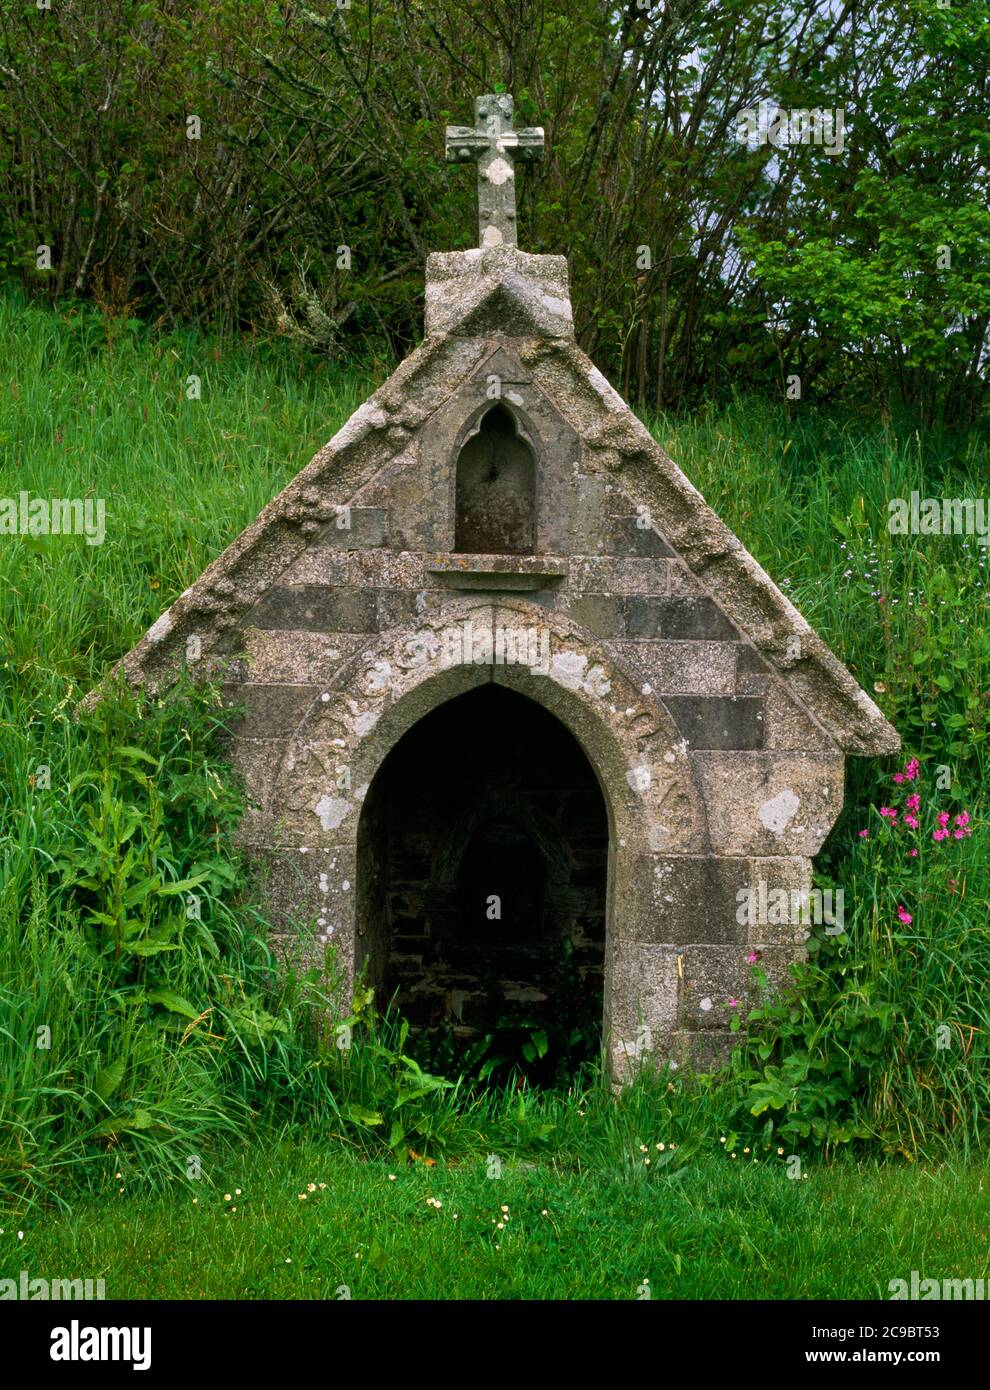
99,97,899,1074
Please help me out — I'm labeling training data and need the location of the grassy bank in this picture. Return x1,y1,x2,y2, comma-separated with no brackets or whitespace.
1,292,988,1243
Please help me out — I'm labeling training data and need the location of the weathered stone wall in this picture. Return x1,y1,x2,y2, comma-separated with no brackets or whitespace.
221,567,842,1073
97,245,897,1078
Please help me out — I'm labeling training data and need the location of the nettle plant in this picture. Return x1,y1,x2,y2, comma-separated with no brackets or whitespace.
59,678,245,996
319,991,458,1160
730,756,985,1157
48,678,297,1143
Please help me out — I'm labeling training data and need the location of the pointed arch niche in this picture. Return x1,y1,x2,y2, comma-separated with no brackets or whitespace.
454,402,536,554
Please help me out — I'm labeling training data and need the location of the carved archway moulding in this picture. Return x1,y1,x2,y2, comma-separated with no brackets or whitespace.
268,601,710,861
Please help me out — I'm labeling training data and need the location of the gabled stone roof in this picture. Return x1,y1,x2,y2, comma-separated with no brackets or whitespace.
87,246,899,759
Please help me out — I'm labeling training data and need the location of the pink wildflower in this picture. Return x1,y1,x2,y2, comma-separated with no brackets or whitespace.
727,998,740,1008
908,849,918,858
905,794,921,812
896,906,912,925
879,806,897,821
937,812,950,828
904,814,919,830
858,829,869,839
933,829,949,842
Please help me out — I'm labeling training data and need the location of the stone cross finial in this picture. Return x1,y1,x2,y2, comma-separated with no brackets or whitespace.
445,94,544,250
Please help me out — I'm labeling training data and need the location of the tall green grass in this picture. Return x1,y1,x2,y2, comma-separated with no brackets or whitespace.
1,292,988,1215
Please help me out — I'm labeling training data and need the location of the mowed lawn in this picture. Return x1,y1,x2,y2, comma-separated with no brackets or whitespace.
3,1144,988,1300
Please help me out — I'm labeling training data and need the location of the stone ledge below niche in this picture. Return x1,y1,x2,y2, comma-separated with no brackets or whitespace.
427,554,568,591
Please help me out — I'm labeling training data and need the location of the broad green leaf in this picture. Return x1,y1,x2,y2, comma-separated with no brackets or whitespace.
344,1105,383,1127
146,988,199,1020
93,1059,125,1101
116,746,161,766
157,873,209,896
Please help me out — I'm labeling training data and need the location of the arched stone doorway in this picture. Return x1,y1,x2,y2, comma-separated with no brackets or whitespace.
266,604,712,1078
356,684,608,1078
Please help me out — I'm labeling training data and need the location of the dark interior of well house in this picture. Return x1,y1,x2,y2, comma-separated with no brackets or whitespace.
356,685,608,1083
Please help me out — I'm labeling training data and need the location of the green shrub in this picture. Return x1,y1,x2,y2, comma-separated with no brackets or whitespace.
730,756,988,1158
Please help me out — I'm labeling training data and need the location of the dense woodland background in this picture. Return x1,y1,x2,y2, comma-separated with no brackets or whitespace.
1,0,988,419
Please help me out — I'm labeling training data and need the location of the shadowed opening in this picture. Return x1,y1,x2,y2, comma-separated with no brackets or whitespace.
454,404,536,554
356,684,607,1083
